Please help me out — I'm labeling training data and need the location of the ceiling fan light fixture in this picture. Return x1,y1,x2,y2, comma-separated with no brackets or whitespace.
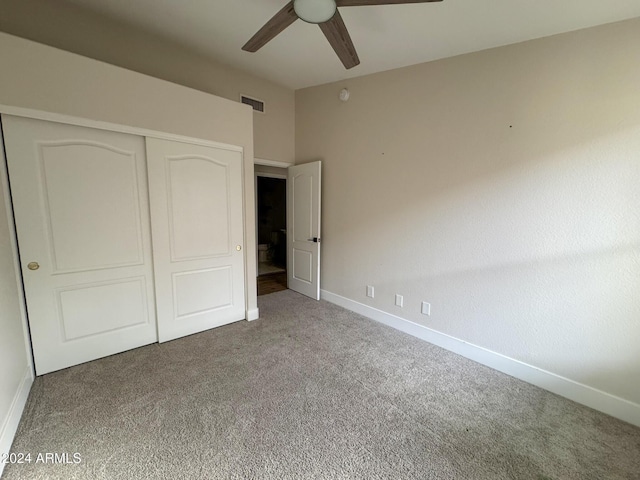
294,0,337,24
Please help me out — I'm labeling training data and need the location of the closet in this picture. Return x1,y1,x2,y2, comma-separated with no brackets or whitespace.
2,115,246,375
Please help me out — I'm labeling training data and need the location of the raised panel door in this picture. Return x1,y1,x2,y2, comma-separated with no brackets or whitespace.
2,115,158,374
146,138,246,342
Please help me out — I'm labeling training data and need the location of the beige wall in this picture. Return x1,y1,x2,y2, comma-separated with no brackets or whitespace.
296,18,640,406
0,0,295,164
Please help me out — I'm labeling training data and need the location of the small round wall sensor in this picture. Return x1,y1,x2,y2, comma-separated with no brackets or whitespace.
339,88,350,102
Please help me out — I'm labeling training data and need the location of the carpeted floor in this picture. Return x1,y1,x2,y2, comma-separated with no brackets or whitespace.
4,290,640,479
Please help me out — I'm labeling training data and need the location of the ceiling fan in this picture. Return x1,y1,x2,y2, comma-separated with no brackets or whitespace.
242,0,443,69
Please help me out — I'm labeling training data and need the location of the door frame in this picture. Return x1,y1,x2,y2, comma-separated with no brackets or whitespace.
255,171,288,279
253,157,291,281
0,104,258,368
254,157,292,169
0,118,35,380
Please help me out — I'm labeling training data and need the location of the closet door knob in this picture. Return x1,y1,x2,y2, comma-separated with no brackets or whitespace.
236,245,242,251
27,262,40,270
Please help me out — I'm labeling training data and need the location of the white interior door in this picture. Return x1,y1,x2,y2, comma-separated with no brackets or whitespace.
287,161,321,300
146,138,246,342
2,115,158,375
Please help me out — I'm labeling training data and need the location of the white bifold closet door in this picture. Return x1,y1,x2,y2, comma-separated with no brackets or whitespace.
146,138,246,342
2,115,158,375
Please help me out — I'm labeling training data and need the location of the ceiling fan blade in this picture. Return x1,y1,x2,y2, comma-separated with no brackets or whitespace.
337,0,442,6
242,1,298,52
319,10,360,69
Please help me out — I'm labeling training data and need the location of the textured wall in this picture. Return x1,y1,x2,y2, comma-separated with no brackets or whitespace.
0,0,295,164
296,18,640,404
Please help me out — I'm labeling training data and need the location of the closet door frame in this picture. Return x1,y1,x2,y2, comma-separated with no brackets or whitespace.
0,105,254,373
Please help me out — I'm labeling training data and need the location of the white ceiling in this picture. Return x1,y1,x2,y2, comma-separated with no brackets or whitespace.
61,0,640,89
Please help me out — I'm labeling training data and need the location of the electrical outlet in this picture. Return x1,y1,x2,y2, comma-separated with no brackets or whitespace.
395,294,403,307
366,285,374,298
421,302,431,316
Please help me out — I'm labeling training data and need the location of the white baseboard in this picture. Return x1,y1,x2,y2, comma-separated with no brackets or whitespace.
247,308,260,321
321,289,640,428
0,368,33,477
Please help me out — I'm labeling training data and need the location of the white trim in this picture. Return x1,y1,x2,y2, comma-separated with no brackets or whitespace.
321,289,640,428
239,149,252,334
254,157,293,168
0,368,33,477
247,308,260,321
254,172,259,276
256,172,287,180
0,105,243,154
0,118,36,452
0,124,34,378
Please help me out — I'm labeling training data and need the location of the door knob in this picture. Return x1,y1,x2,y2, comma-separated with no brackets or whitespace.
27,262,40,270
236,245,242,251
307,237,321,243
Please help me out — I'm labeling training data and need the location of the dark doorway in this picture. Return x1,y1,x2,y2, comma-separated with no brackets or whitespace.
256,175,287,295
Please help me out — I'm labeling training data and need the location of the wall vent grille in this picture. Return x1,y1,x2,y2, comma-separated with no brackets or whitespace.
241,95,265,113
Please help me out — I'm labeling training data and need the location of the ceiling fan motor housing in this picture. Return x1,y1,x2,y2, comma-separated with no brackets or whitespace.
294,0,337,24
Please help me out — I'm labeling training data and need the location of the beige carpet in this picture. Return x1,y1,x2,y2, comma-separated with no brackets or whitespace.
4,290,640,479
